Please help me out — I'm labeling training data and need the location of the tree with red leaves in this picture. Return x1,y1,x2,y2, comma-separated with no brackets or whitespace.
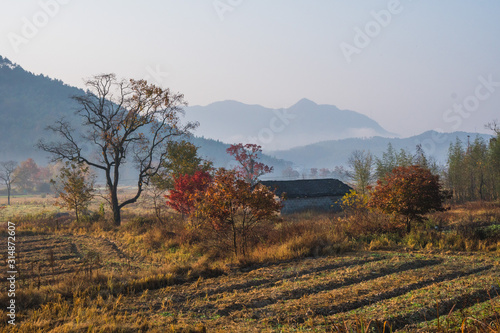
166,170,212,216
369,165,447,233
226,143,273,186
193,168,281,257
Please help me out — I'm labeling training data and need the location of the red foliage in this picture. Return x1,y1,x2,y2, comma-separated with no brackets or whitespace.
166,170,212,215
369,165,446,232
226,143,273,185
193,168,282,256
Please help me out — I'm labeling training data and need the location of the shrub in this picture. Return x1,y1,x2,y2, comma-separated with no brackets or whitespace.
193,168,282,257
369,165,448,232
124,216,157,234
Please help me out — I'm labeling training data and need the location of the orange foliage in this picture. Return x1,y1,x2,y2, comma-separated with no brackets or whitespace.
193,168,282,257
369,165,447,232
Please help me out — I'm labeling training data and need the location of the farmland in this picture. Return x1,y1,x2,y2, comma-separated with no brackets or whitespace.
0,196,500,332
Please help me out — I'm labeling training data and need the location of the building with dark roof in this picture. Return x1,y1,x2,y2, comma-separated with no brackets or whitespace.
259,179,352,214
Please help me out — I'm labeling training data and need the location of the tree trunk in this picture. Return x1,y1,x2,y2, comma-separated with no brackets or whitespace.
113,207,121,226
232,222,238,257
7,185,10,206
406,216,411,233
110,186,121,226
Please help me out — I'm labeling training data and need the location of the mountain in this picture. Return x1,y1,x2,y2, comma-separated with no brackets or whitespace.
0,56,83,162
184,98,397,151
0,56,290,179
269,130,493,170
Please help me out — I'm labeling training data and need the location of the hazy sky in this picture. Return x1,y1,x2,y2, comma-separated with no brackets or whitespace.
1,0,499,137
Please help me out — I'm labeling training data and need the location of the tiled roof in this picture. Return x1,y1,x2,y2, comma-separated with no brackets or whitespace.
259,179,351,199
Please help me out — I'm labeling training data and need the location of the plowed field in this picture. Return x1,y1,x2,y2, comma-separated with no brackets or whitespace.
2,233,499,332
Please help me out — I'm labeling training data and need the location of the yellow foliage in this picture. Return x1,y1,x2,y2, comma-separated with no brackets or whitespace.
340,189,369,212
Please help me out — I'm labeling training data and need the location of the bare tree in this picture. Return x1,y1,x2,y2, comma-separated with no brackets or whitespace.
0,161,18,205
38,74,196,226
347,150,374,195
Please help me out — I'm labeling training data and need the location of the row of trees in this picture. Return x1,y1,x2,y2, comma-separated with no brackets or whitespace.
340,143,449,233
346,126,500,204
281,166,348,181
0,158,96,223
340,125,500,232
447,127,500,202
346,144,437,195
0,158,58,204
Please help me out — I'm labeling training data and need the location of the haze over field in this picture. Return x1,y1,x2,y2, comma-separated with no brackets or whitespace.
1,1,499,143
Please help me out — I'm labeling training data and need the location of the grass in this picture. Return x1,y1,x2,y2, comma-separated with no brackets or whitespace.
1,194,500,331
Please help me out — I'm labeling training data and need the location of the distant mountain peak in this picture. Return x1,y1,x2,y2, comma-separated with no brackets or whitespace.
184,98,396,150
0,56,16,70
292,98,318,108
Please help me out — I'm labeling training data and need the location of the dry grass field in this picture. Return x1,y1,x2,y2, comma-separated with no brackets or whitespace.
0,194,499,332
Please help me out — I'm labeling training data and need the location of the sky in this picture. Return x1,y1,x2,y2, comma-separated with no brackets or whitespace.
1,0,499,138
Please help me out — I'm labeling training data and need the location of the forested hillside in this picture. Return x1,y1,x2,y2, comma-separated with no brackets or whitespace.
0,56,81,161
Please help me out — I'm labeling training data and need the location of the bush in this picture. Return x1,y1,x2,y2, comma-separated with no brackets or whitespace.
124,216,157,234
473,224,500,240
143,226,177,250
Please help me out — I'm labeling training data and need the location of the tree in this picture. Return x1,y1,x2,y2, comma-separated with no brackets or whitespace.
226,143,273,186
487,121,500,199
447,138,467,201
347,150,374,195
35,164,55,193
12,158,40,193
0,161,18,205
282,166,299,179
446,135,496,202
166,170,212,217
148,140,212,223
152,140,212,191
310,168,318,178
369,165,447,233
52,162,95,222
332,165,350,182
395,148,415,168
38,74,196,226
375,143,397,180
319,168,332,178
193,168,281,257
467,137,489,200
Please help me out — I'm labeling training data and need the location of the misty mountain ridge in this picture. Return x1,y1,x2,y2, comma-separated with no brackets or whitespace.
0,55,494,180
269,130,493,170
184,98,398,151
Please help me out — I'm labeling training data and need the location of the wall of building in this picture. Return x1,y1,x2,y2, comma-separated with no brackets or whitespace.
281,196,344,214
